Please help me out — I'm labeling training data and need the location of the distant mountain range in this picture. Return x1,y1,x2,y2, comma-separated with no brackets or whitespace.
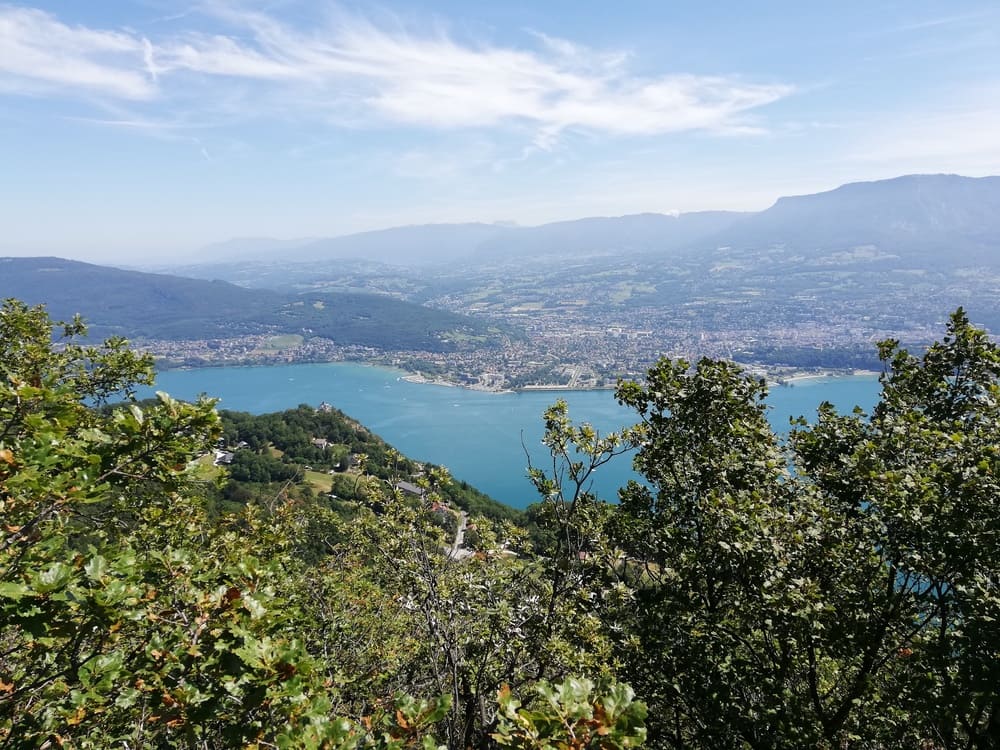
184,213,747,268
0,257,509,350
180,174,1000,271
711,174,1000,264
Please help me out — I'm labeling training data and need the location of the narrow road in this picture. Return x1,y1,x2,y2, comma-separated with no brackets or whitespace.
449,511,471,559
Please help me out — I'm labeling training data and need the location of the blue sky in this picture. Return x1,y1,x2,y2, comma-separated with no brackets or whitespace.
2,1,999,262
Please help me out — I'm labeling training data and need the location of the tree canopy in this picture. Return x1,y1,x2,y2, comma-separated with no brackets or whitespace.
560,307,1000,748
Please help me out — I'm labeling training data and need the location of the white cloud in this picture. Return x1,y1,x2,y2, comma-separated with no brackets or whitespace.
141,37,159,83
0,6,155,99
0,3,792,142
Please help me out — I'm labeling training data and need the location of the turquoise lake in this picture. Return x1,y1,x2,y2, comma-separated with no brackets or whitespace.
148,364,882,509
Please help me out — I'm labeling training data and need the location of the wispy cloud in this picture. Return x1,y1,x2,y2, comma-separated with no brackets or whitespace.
864,8,999,63
0,5,155,99
0,3,792,144
891,10,996,33
848,99,1000,174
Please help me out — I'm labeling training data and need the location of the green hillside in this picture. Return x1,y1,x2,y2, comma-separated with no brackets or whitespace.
0,256,509,351
214,404,522,523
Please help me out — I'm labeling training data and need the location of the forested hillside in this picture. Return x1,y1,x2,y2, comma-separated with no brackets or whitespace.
0,257,511,351
3,297,999,748
213,405,523,524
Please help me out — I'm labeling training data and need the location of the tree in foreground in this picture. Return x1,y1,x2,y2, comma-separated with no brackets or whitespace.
0,299,349,746
535,308,999,748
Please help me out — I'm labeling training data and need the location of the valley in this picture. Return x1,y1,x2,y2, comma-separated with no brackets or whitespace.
155,175,1000,389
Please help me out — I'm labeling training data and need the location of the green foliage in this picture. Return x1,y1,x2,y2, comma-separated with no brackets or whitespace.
218,404,521,523
530,307,1000,749
0,300,342,746
493,678,647,749
321,492,553,746
611,357,814,747
790,307,1000,746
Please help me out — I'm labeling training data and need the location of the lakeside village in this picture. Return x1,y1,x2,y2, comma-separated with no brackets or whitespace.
139,320,880,392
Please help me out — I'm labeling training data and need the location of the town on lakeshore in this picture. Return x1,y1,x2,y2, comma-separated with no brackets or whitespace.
139,329,879,392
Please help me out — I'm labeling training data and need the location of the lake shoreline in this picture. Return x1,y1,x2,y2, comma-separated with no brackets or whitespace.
157,357,879,395
148,361,884,509
768,368,881,387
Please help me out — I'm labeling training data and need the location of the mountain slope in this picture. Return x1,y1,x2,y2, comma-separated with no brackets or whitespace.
0,257,508,350
281,223,509,265
473,211,744,259
712,174,1000,263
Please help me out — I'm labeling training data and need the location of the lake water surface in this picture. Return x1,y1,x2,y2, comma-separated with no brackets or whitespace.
149,364,882,509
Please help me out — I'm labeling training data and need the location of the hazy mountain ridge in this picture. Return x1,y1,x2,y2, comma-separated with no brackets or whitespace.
181,174,1000,276
6,173,997,379
179,213,747,271
472,211,746,260
712,174,1000,263
291,223,508,265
